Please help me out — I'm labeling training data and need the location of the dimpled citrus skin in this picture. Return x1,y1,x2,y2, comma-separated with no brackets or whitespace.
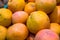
50,23,60,35
7,23,28,40
27,11,50,34
12,11,28,24
0,25,7,40
0,8,12,27
24,2,36,15
8,0,26,12
34,29,59,40
35,0,56,14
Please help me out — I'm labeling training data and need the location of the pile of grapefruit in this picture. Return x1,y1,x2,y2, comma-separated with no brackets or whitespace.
0,0,60,40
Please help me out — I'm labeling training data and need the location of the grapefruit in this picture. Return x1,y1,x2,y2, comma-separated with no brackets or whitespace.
7,23,28,40
50,23,60,35
8,0,26,12
0,8,12,27
27,11,50,34
0,25,7,40
24,2,36,15
34,29,59,40
12,11,28,24
35,0,56,14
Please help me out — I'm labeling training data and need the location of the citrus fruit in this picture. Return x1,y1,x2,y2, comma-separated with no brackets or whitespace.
35,0,56,14
50,23,60,35
7,23,28,40
27,11,50,34
8,0,26,12
34,29,59,40
0,8,12,27
12,11,28,24
24,2,36,15
0,25,7,40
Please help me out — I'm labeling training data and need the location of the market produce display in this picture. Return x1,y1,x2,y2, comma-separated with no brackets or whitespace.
24,2,36,15
0,0,60,40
